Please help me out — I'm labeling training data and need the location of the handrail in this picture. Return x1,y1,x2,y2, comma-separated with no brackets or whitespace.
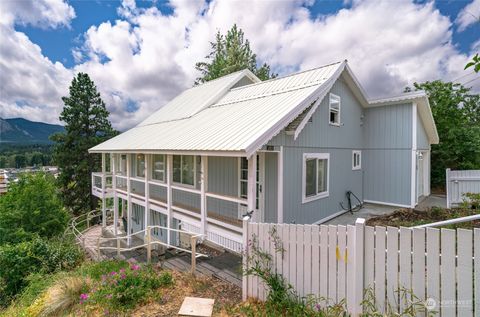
411,214,480,228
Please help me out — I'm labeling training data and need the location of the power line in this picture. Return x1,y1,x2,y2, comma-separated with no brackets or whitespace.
452,71,475,82
461,77,479,87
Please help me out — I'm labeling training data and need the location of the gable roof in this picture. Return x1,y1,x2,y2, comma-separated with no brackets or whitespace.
90,60,438,156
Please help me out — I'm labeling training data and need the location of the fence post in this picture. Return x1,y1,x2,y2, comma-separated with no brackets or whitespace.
116,238,120,257
353,218,365,316
191,235,197,275
147,226,152,264
242,219,249,301
446,168,451,208
96,237,101,261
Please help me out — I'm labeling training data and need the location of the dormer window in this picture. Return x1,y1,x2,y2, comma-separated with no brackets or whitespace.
329,93,341,126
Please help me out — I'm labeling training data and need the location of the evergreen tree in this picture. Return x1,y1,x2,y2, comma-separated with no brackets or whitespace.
195,24,276,84
51,73,117,214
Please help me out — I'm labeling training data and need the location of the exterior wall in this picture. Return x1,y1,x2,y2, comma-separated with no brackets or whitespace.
264,152,278,223
417,113,430,150
363,103,413,206
268,78,365,224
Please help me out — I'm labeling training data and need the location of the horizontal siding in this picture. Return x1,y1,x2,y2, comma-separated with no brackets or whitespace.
364,103,412,149
363,149,411,205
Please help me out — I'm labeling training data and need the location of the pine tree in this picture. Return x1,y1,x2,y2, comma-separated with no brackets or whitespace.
195,24,276,84
51,73,117,215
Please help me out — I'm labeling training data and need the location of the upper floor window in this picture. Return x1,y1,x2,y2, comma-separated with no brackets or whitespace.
329,93,341,126
151,154,165,182
303,153,329,203
135,154,145,178
352,150,361,170
173,155,195,186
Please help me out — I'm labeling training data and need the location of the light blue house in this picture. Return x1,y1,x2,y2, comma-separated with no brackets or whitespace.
90,60,439,253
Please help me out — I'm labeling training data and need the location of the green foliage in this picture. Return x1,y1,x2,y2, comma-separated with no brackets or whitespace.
465,53,480,73
0,237,83,306
0,173,69,245
195,24,276,84
410,81,480,187
461,192,480,209
51,72,117,214
0,144,54,169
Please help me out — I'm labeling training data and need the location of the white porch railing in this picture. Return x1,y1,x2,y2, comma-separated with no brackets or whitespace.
92,172,113,198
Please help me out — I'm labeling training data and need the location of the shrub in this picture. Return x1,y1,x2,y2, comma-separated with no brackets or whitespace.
0,237,83,306
461,192,480,209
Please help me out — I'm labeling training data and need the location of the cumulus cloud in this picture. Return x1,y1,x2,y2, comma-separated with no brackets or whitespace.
456,0,480,32
0,0,478,130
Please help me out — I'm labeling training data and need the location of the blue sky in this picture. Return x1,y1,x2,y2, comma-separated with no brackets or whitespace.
0,0,478,130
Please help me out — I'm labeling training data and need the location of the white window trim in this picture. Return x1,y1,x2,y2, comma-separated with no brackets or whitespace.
151,154,166,183
329,93,341,126
352,150,362,170
172,155,197,188
302,153,330,204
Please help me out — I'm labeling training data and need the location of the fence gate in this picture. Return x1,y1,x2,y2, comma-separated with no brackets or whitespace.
446,168,480,208
242,220,480,316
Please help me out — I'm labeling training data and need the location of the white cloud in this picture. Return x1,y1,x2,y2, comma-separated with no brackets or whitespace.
456,0,480,32
1,0,478,130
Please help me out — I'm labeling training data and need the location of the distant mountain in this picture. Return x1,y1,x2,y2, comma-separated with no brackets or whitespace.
0,118,64,144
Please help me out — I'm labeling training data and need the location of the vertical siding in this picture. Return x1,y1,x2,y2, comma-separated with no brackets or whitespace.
417,114,429,150
207,156,238,196
264,152,278,223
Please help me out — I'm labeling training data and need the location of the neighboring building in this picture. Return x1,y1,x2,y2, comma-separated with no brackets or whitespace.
0,170,8,195
89,60,438,253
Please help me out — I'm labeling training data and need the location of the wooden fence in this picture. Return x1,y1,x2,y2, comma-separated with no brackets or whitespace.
446,169,480,208
242,219,480,316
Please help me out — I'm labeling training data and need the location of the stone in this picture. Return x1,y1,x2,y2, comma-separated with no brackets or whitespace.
178,297,215,317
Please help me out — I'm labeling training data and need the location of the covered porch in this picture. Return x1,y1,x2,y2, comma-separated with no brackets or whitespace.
92,149,283,253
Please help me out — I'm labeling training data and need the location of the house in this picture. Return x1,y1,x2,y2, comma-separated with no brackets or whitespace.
89,60,439,253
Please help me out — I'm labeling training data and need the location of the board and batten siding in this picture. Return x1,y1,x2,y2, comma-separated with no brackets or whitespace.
268,78,365,224
417,112,430,150
363,103,413,206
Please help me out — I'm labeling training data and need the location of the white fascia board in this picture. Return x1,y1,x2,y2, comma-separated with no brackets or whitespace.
88,149,246,157
244,61,347,157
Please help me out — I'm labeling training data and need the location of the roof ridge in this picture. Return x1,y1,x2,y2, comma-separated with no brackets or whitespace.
228,60,344,92
192,68,250,88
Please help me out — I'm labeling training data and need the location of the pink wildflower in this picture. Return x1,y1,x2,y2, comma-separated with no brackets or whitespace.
130,264,140,271
110,271,117,276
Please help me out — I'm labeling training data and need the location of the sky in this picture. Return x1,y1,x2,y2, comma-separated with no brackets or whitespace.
0,0,479,131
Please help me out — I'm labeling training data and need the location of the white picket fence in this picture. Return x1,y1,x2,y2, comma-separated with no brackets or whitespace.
242,220,480,316
446,169,480,208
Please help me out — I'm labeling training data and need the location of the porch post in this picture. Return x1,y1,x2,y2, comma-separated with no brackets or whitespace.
166,154,173,245
112,154,118,236
126,154,132,245
144,154,150,237
247,153,258,222
200,156,208,237
101,153,106,228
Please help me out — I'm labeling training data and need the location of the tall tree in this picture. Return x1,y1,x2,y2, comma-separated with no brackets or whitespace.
195,24,276,84
51,73,117,214
409,81,480,187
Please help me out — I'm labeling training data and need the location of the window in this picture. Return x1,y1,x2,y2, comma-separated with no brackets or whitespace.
173,155,195,186
151,154,165,181
329,93,341,125
135,154,145,178
118,154,127,175
352,150,361,170
303,153,329,203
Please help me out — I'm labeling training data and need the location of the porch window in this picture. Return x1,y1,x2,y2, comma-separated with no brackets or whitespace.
135,154,145,178
117,154,127,175
329,93,341,125
239,157,260,210
352,150,361,170
173,155,195,186
303,153,329,203
152,154,165,182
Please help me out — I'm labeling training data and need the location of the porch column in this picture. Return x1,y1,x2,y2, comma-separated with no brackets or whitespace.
144,154,150,237
277,146,284,224
200,156,208,236
247,153,258,222
101,153,106,228
166,154,173,245
126,154,132,245
112,154,118,236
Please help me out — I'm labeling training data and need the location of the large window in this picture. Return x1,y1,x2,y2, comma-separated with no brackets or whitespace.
151,154,165,181
303,153,329,203
352,150,361,170
239,156,260,210
329,93,341,126
173,155,195,186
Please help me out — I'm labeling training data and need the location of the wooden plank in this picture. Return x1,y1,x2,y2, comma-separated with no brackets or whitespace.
386,226,399,313
296,225,305,296
319,225,328,299
289,224,297,293
259,223,267,301
328,225,337,302
337,225,347,302
311,225,320,295
281,224,289,288
426,227,440,310
275,224,284,276
440,229,455,316
303,225,312,296
374,226,386,313
412,228,426,311
457,229,473,316
251,223,259,299
346,225,356,311
399,227,412,311
474,229,480,316
364,226,375,290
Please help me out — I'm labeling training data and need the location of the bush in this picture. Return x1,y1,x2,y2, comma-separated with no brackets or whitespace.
0,237,83,306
